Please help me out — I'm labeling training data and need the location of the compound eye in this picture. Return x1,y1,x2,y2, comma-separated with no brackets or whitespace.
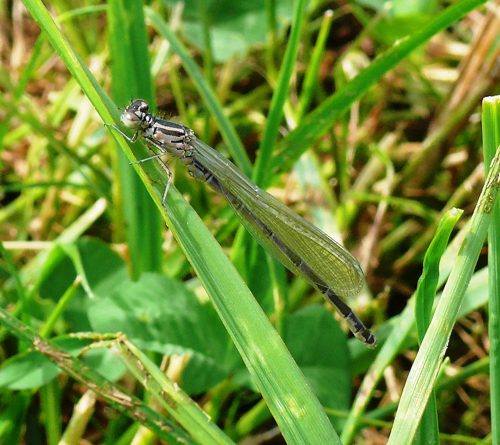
136,100,149,113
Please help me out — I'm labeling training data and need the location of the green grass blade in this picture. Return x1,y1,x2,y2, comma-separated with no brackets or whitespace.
296,9,334,122
264,0,278,78
271,0,487,177
388,112,500,443
482,95,500,444
414,208,462,445
252,0,306,186
159,187,341,444
116,338,234,445
415,208,463,341
107,1,162,277
39,382,61,445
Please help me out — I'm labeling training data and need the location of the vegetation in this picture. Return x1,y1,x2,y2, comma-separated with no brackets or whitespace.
0,0,498,443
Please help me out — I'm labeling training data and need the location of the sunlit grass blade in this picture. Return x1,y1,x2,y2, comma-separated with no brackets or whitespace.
414,208,462,445
482,96,500,443
388,100,500,444
113,335,234,445
414,208,463,341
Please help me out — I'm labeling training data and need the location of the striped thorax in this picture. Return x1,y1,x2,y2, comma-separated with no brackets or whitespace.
120,99,196,168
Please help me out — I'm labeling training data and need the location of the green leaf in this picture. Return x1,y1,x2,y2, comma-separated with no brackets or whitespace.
0,352,60,390
39,238,128,302
163,0,294,62
88,273,240,394
38,238,128,332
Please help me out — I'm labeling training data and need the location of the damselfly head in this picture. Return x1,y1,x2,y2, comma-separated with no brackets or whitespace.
120,99,150,130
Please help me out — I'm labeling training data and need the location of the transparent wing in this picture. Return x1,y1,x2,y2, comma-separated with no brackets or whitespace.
190,137,365,298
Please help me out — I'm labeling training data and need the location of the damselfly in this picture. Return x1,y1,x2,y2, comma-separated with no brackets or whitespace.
108,99,376,347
